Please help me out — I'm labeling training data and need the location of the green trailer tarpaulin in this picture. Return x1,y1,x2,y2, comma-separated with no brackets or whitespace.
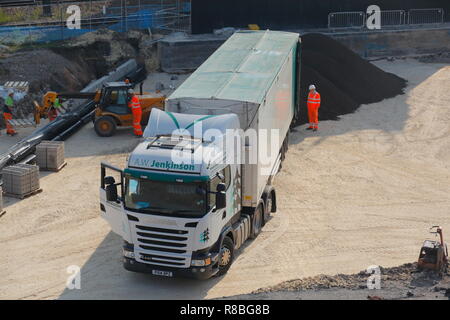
168,30,300,105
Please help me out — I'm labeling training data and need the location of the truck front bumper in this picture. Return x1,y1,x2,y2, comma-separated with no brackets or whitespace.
123,257,219,280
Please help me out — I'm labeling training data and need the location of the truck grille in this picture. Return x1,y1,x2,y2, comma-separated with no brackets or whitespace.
134,225,191,267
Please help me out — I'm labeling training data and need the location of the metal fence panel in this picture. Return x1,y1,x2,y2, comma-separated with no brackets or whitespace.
408,8,444,25
328,11,365,29
380,10,406,27
328,8,445,30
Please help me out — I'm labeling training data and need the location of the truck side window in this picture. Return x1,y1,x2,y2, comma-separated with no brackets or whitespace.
208,175,221,209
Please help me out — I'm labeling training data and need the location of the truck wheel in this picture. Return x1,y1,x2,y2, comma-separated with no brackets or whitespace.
217,236,234,276
250,203,264,239
95,116,116,137
263,192,273,224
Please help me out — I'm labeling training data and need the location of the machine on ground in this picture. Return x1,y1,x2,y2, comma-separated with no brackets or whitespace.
34,82,165,137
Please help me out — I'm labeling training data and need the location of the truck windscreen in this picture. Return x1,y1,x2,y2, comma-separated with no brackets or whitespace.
124,177,208,218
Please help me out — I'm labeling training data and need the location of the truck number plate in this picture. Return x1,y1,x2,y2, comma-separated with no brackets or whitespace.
152,270,173,277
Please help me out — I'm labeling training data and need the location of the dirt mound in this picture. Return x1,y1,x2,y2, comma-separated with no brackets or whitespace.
253,262,449,293
0,49,96,94
298,33,407,124
0,48,98,122
67,29,137,68
64,28,163,73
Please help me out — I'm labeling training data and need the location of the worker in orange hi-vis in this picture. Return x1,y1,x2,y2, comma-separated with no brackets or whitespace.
48,106,58,122
306,84,321,132
4,91,17,136
128,89,143,137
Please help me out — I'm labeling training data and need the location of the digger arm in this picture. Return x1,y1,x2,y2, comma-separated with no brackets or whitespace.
33,91,100,124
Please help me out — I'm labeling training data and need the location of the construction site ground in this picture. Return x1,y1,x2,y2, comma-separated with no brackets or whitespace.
0,59,449,299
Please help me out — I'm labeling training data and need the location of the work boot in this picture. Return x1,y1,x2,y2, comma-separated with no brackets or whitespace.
306,127,313,131
313,128,318,132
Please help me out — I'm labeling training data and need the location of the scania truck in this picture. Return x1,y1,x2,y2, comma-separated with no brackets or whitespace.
100,30,301,279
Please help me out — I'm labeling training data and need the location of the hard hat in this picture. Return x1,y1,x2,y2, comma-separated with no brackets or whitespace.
309,85,316,90
127,88,134,94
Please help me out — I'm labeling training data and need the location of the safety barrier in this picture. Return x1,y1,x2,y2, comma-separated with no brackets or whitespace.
328,11,365,29
380,10,406,27
328,8,445,30
408,8,444,25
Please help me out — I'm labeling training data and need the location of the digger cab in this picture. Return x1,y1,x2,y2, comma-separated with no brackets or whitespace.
98,82,133,115
93,82,165,137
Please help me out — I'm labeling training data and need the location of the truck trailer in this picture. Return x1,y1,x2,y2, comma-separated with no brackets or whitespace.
100,30,301,279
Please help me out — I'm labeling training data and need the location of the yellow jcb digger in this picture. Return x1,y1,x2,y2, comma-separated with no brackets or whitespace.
34,82,165,137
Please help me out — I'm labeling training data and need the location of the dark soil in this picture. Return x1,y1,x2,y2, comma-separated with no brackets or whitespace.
297,33,407,125
50,42,111,80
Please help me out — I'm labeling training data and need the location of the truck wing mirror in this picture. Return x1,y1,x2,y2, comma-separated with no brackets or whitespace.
104,176,115,185
216,183,226,192
106,184,118,202
216,183,226,210
216,191,226,210
104,176,118,202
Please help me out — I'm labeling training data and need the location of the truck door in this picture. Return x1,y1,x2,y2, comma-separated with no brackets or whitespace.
100,162,125,237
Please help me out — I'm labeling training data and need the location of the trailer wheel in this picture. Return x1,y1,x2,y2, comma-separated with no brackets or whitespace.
250,203,264,239
95,116,117,137
217,236,234,276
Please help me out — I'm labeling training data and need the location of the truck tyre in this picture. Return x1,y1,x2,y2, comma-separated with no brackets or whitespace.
95,116,117,137
217,236,234,276
263,191,273,225
250,203,264,239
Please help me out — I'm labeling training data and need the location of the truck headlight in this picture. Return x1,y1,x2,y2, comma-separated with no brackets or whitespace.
191,258,211,267
123,248,135,259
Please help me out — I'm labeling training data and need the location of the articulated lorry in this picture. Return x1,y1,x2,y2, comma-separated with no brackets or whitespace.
100,30,301,279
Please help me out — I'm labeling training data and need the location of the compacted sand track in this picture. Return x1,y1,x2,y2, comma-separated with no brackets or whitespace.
1,60,449,299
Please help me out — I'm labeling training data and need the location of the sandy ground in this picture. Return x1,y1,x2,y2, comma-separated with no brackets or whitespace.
0,59,449,299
